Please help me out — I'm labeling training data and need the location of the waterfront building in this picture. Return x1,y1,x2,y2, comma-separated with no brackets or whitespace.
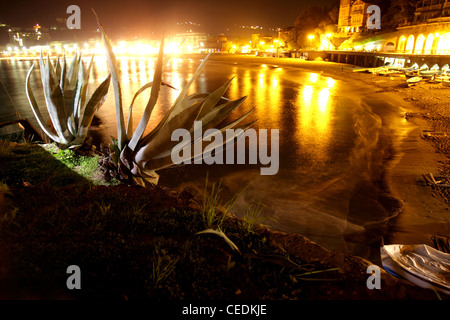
7,24,50,48
396,1,450,55
172,32,207,53
414,0,450,23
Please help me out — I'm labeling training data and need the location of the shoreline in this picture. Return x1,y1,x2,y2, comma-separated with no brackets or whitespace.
207,54,450,251
1,55,449,299
3,53,449,250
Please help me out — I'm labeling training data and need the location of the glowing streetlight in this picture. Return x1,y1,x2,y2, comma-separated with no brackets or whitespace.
308,34,315,49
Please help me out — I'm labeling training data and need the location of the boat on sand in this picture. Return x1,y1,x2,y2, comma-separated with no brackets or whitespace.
406,76,422,86
381,244,450,295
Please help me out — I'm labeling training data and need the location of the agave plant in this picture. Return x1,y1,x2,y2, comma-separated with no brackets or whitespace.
25,52,111,148
96,15,256,186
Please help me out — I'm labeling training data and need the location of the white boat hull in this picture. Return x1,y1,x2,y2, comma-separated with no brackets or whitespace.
381,244,450,295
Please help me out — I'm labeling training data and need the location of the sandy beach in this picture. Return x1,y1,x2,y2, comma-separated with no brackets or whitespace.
209,54,450,249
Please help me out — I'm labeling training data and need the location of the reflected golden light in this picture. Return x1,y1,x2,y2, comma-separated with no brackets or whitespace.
120,58,128,81
272,77,278,87
251,65,282,127
130,59,137,82
318,88,330,113
303,85,313,105
297,80,334,163
139,59,146,83
258,73,265,87
309,73,319,83
327,78,335,88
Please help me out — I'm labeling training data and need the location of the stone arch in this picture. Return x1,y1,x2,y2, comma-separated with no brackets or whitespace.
405,34,415,53
437,33,450,55
384,42,395,52
397,35,406,52
415,34,425,54
424,33,434,54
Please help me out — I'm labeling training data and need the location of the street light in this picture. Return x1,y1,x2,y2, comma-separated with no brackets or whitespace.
308,34,315,49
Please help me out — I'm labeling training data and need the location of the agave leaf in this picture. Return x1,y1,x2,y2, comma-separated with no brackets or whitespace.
126,81,154,140
151,107,254,161
25,62,62,144
73,74,111,145
143,93,208,150
42,54,71,145
198,96,247,131
199,119,257,164
144,115,255,171
139,54,211,149
196,228,240,253
138,92,209,147
65,53,80,91
61,55,78,127
60,53,67,91
134,98,205,166
74,55,94,130
131,165,159,186
126,80,178,139
187,119,256,165
170,53,212,119
94,10,127,150
128,37,165,151
39,51,46,87
195,78,234,121
55,56,61,83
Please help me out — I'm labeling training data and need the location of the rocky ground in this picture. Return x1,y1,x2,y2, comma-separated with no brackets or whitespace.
0,140,446,301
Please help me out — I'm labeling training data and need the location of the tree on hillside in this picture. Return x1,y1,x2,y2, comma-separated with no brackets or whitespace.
294,1,340,49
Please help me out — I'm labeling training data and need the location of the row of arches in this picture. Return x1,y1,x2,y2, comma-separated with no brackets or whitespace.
397,33,450,55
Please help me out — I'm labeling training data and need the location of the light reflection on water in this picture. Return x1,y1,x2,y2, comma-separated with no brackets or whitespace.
0,56,401,260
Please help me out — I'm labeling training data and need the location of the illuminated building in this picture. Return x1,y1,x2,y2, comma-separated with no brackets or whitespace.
337,0,374,34
414,0,450,23
396,1,450,54
7,25,50,47
172,32,207,53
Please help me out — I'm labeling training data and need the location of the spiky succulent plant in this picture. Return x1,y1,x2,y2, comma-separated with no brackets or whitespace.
25,53,111,148
96,14,255,186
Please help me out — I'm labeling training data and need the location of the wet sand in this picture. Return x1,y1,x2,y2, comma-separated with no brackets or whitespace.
209,54,450,250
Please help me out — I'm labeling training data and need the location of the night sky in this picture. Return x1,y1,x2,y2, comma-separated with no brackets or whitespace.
0,0,337,36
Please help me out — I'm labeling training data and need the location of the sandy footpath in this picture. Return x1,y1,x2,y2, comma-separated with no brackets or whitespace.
209,54,450,248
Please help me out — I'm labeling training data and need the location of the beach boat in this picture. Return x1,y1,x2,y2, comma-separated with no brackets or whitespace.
442,80,450,87
381,244,450,295
404,71,419,78
407,76,422,86
434,75,450,82
419,69,442,77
